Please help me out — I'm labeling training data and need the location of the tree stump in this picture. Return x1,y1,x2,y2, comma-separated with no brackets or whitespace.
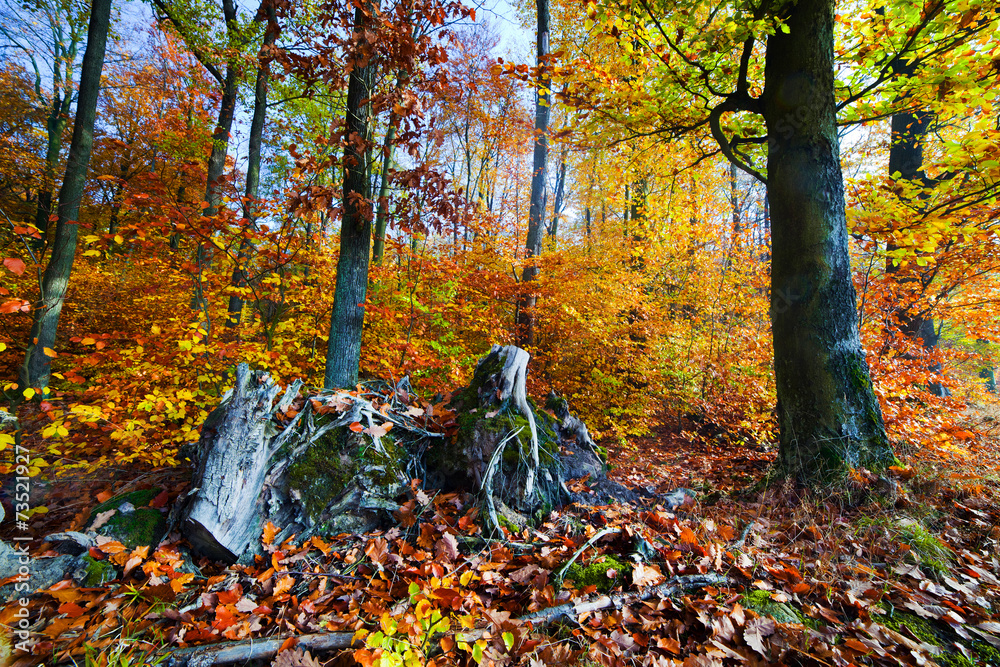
177,346,634,562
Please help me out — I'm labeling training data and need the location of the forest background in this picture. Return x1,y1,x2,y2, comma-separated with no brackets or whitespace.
0,0,997,476
1,0,1000,661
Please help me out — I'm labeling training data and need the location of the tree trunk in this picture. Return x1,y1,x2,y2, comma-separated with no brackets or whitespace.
20,0,112,390
762,0,893,483
226,0,278,327
372,114,397,264
515,0,551,348
548,146,566,242
192,54,238,323
883,60,946,395
32,97,71,248
325,5,375,389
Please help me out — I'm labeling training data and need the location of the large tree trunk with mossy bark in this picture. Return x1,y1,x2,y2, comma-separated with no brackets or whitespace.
762,0,895,484
176,347,649,563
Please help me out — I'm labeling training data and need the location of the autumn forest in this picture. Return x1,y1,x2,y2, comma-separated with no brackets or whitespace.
1,0,1000,663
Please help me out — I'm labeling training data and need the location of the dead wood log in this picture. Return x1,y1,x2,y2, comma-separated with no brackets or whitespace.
177,346,639,563
158,573,729,666
180,364,288,562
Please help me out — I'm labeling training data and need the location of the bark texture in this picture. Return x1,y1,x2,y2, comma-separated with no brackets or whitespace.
762,0,893,482
325,5,375,389
20,0,112,389
515,0,551,347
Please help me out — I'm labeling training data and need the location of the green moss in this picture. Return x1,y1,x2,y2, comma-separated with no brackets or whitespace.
564,555,627,593
81,555,116,587
91,489,158,516
877,608,1000,666
289,424,408,521
742,589,813,626
455,351,504,409
971,640,1000,664
545,394,569,415
288,426,357,520
89,490,167,549
363,434,405,488
936,653,976,667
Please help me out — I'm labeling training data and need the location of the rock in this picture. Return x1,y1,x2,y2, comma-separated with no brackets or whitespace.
0,540,84,601
0,409,17,429
663,488,697,510
85,489,167,550
73,555,116,587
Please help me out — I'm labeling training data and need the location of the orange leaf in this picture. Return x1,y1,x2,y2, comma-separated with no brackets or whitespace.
170,572,196,593
310,535,332,556
58,602,87,618
273,575,295,597
354,648,376,667
46,587,82,604
4,257,25,276
218,585,243,605
262,521,278,546
96,490,114,503
150,490,170,509
278,637,299,654
349,421,364,433
0,299,29,313
95,537,126,555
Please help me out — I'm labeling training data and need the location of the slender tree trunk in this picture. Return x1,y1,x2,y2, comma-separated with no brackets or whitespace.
372,114,397,264
33,99,71,246
20,0,112,390
325,6,375,389
548,148,566,242
729,162,740,239
226,1,278,327
884,60,946,395
31,28,79,251
515,0,550,348
762,0,893,483
886,99,934,347
193,65,237,322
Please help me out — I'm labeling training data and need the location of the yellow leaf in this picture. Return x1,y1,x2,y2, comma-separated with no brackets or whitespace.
170,572,196,593
83,249,101,257
43,347,57,358
113,234,124,244
23,388,35,400
81,337,96,345
151,324,161,335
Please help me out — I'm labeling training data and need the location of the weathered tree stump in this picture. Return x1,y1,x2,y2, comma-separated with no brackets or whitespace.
177,345,633,562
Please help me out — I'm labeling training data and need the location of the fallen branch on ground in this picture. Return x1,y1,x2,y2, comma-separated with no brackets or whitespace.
158,573,730,666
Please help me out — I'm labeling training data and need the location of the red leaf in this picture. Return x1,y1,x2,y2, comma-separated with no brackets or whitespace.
150,490,170,509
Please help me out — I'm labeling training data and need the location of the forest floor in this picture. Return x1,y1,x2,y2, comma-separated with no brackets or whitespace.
3,405,1000,667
